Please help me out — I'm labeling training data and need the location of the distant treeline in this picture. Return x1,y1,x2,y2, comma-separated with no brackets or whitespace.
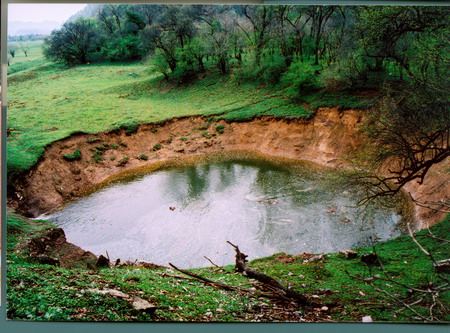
8,34,47,42
43,4,448,91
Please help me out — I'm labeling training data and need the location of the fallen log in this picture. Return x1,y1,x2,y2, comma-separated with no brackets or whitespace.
227,241,310,305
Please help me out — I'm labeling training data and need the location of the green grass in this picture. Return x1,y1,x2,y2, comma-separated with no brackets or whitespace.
6,210,449,322
7,40,49,75
6,40,374,179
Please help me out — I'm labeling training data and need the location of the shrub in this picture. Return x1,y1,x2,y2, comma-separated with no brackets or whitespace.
86,138,101,144
179,137,188,141
152,143,161,151
280,62,323,101
139,154,148,161
202,131,211,139
92,151,103,163
215,124,225,134
62,149,81,161
116,156,129,167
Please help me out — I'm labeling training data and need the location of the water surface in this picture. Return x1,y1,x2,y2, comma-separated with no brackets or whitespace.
47,156,406,268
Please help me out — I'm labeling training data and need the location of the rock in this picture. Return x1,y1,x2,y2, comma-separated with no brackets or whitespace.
339,249,358,259
169,206,176,211
320,306,328,312
88,288,129,298
174,145,185,153
308,254,324,262
362,315,373,323
26,227,97,269
361,253,379,265
131,296,157,313
96,255,110,268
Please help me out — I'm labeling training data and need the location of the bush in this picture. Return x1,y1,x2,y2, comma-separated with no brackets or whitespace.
138,154,148,160
280,62,323,101
92,151,103,163
62,149,81,161
151,143,161,151
215,124,225,134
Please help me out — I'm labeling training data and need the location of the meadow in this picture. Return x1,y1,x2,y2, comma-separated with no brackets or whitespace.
6,40,371,179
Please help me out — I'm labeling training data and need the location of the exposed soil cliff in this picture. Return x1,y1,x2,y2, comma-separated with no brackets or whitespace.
9,107,449,228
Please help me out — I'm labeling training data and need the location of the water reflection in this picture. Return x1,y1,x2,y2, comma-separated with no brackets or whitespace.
47,158,407,268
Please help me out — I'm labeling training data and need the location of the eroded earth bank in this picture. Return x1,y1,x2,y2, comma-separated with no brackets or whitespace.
9,107,449,229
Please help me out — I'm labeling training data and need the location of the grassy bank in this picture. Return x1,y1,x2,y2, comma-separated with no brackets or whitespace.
7,40,373,179
7,211,449,322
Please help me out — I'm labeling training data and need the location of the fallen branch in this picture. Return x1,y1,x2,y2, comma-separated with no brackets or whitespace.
226,241,310,305
169,263,237,292
204,256,226,272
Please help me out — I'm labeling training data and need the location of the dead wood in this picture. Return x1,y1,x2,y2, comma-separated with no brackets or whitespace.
168,263,237,291
226,241,310,305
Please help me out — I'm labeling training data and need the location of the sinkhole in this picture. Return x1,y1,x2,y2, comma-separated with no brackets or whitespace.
45,154,412,268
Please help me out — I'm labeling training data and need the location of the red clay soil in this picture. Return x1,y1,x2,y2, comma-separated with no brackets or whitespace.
8,107,449,229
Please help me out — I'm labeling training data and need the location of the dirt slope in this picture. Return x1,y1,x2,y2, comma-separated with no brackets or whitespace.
9,107,449,228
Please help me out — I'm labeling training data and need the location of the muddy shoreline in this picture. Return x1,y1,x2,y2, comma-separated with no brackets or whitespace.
9,107,449,228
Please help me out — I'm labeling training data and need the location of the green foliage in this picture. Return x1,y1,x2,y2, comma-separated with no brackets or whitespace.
215,124,225,134
92,151,104,163
101,35,144,61
202,131,211,139
179,137,188,141
281,62,323,101
62,149,81,161
152,143,162,151
138,154,148,160
43,18,100,65
87,138,102,143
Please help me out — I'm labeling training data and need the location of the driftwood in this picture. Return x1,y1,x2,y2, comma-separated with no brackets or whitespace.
227,241,310,305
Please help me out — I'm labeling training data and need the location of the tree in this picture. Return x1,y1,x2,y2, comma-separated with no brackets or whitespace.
239,5,275,66
359,82,449,212
43,18,100,65
19,43,29,57
356,6,449,83
8,47,16,58
305,6,336,66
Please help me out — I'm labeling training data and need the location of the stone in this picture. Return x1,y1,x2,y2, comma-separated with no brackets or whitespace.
362,316,373,323
339,249,358,259
361,253,379,265
96,255,110,268
131,296,157,313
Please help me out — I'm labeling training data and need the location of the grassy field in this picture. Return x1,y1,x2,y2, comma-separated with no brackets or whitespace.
6,40,373,178
7,211,449,322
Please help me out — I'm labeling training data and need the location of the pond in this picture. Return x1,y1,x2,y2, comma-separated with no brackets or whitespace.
46,154,410,268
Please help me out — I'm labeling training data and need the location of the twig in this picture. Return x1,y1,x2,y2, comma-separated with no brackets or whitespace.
204,256,225,272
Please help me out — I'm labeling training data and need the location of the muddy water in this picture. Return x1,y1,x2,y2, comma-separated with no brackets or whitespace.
46,157,408,268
